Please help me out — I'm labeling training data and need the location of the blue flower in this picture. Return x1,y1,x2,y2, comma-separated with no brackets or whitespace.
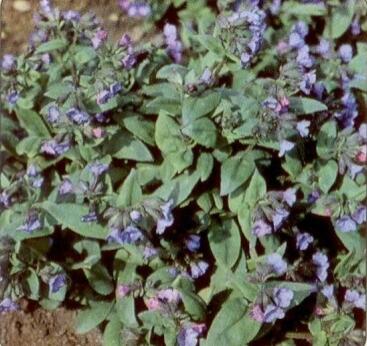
59,179,74,195
351,18,361,36
164,23,183,63
130,210,142,222
335,215,357,233
279,140,295,157
110,82,122,96
41,138,70,157
296,45,314,68
321,284,334,299
1,54,15,71
107,226,143,245
263,304,285,323
47,105,60,124
7,91,19,105
49,274,66,293
267,253,287,275
316,38,331,58
156,199,174,234
17,212,42,233
63,10,80,22
96,90,111,105
0,298,18,313
87,162,109,177
296,232,314,251
296,120,311,137
81,211,98,223
273,287,294,308
122,52,137,70
252,219,272,237
300,70,316,95
352,206,366,225
66,108,90,125
344,289,365,310
312,252,329,282
185,235,201,252
283,188,297,207
177,323,206,346
190,261,209,279
272,208,289,230
338,44,353,63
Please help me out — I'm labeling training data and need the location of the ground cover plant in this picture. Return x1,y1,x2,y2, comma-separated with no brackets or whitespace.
0,0,366,345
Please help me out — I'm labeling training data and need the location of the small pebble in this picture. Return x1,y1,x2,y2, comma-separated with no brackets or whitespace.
13,0,31,12
108,13,119,22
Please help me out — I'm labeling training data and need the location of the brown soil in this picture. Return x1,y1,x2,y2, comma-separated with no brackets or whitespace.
0,300,103,346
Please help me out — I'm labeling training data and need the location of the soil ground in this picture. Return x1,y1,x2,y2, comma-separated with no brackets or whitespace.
0,1,151,345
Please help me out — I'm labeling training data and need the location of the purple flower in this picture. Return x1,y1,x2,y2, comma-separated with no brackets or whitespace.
336,215,357,233
49,274,66,293
157,288,181,304
119,33,132,48
293,21,309,38
296,232,314,251
156,199,174,234
59,179,73,195
308,190,320,203
273,287,294,308
7,91,19,105
296,120,311,137
263,304,285,323
190,261,209,279
130,210,142,222
297,45,314,68
252,219,272,237
177,323,206,346
200,68,213,85
344,289,365,310
164,23,183,63
17,212,42,233
267,253,287,275
29,29,48,47
263,96,279,111
110,82,122,96
288,32,304,49
312,252,329,282
63,10,80,22
316,38,331,58
87,162,109,177
0,298,18,313
81,211,98,223
351,18,361,36
1,54,16,71
321,284,334,299
91,29,108,49
0,191,10,208
185,235,201,252
272,208,289,230
338,44,353,63
279,140,295,157
300,70,316,95
96,90,111,105
40,0,54,17
122,51,137,70
66,108,90,125
27,164,39,178
40,138,70,157
41,105,55,124
107,226,143,245
352,206,366,225
283,188,297,207
116,284,130,298
143,246,158,259
41,53,51,65
270,0,281,15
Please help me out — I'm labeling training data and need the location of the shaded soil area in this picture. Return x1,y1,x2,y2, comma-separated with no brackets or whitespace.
0,300,102,346
1,0,155,54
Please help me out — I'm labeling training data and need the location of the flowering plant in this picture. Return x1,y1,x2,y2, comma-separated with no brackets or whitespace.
0,0,366,345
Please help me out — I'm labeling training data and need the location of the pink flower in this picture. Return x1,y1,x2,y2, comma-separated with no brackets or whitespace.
92,29,108,49
145,297,161,310
276,41,289,55
92,127,104,139
250,304,264,322
116,284,130,298
356,145,366,163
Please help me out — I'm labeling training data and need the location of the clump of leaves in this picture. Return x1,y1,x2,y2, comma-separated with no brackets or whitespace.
0,0,366,345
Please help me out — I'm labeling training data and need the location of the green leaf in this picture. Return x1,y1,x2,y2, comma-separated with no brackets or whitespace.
75,301,114,334
220,151,257,195
177,288,206,321
244,169,267,207
318,160,338,193
116,169,142,208
35,39,68,53
113,139,153,162
156,64,187,84
316,121,337,159
116,296,139,327
45,82,74,99
290,97,327,115
324,1,354,39
74,46,97,65
15,108,51,138
197,152,214,182
209,219,241,269
204,298,261,346
182,117,217,148
103,318,122,346
182,93,220,125
16,136,42,157
41,201,108,239
122,114,155,146
84,264,114,295
282,2,326,16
